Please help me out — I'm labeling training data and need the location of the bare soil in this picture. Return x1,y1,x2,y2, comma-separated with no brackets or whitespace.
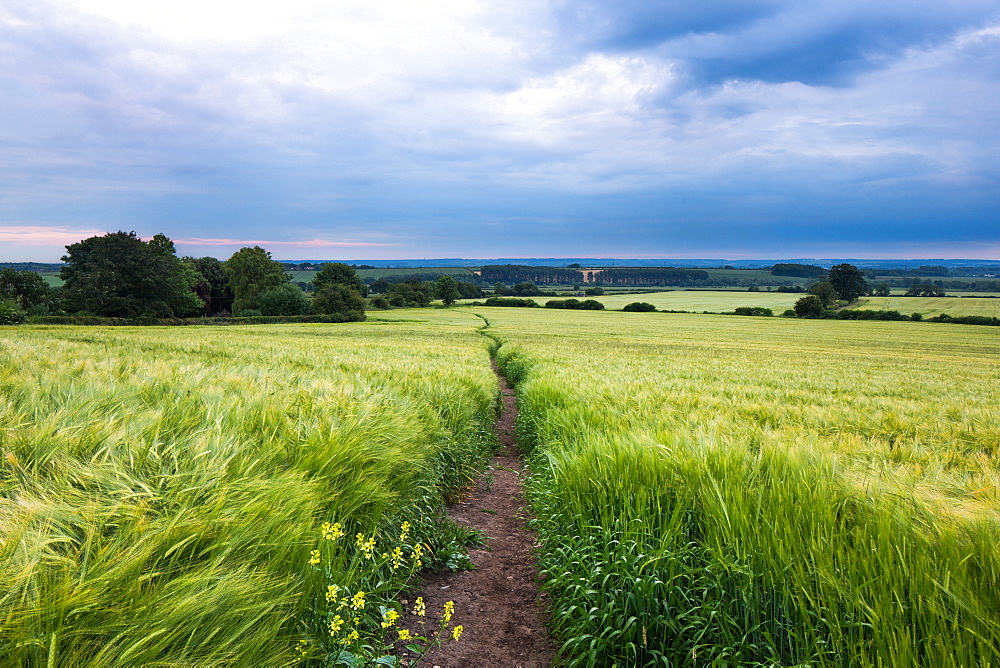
403,364,555,667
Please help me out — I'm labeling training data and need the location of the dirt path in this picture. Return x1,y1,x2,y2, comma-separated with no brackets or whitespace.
404,363,555,667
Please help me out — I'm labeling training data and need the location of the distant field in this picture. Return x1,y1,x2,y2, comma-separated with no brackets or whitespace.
857,296,1000,317
289,267,476,283
488,290,804,312
38,272,62,287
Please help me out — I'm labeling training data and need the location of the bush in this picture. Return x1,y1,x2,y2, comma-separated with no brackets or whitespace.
0,300,27,325
584,287,604,296
733,306,773,317
483,297,540,308
545,299,604,311
793,295,824,318
622,302,657,312
257,283,311,316
311,284,366,321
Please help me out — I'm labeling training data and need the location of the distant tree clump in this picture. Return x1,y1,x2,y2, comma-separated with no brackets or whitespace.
480,265,583,285
589,267,708,286
905,282,947,297
60,231,204,317
771,263,827,279
222,246,289,315
434,275,462,305
622,302,657,312
828,263,868,301
584,287,604,296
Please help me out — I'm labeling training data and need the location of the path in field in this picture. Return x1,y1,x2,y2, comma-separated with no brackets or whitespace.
404,362,555,667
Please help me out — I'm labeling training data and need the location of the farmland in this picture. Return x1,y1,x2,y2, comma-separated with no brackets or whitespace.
536,290,803,312
3,307,1000,666
0,317,497,664
480,308,1000,665
856,295,1000,318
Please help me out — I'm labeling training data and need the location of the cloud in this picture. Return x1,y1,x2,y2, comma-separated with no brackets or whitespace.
175,237,393,248
0,1,997,260
0,224,106,244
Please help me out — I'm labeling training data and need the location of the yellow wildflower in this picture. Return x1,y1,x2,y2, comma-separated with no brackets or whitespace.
442,600,455,623
350,590,366,611
328,615,344,636
398,628,412,641
400,521,411,543
390,547,404,570
412,543,423,568
309,549,321,565
381,608,400,628
296,639,309,656
412,597,426,617
356,533,376,559
340,629,359,645
321,522,344,541
325,584,341,604
452,625,463,641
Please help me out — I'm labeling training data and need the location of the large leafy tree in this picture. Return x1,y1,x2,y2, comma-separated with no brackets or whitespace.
313,262,368,297
60,231,203,317
311,262,367,320
222,246,289,315
191,257,234,315
828,263,868,302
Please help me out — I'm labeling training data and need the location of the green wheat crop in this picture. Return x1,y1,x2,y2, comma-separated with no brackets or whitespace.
0,316,496,665
486,308,1000,666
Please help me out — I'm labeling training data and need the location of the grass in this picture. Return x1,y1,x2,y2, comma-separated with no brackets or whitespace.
857,295,1000,318
0,316,496,665
483,307,1000,665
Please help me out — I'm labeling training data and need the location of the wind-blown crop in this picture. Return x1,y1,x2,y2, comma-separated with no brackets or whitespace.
0,317,496,665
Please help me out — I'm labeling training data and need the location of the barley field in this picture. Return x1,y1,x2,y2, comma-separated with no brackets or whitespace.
0,317,496,665
857,295,1000,318
484,307,1000,665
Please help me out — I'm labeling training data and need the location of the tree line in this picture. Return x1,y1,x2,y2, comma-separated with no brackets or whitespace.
0,232,370,323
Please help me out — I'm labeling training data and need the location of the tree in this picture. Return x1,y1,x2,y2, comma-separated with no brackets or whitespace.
311,284,366,321
313,262,368,297
828,263,868,302
257,283,311,316
434,275,461,305
370,278,390,294
808,281,839,308
60,231,202,317
794,294,825,318
191,257,234,315
0,269,49,308
222,246,288,315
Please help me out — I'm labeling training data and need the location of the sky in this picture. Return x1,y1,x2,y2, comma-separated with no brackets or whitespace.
1,0,998,262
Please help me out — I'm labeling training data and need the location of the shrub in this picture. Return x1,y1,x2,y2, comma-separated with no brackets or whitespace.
622,302,657,312
0,300,27,325
734,306,773,317
484,297,540,308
